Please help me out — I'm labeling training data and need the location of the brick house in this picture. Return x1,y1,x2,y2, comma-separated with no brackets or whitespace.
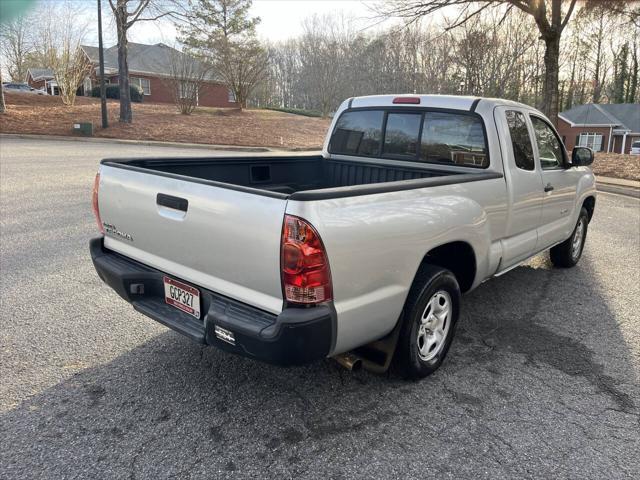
27,43,238,108
25,68,57,94
557,103,640,154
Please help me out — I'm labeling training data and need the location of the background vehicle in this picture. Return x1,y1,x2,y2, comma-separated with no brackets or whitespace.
631,140,640,155
2,82,47,95
91,95,596,379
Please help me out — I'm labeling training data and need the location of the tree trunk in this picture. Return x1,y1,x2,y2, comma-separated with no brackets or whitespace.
629,45,638,103
542,34,561,126
116,4,132,123
0,71,5,114
592,16,604,104
565,54,576,110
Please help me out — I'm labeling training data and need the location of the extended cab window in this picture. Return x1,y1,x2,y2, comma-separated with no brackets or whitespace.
329,110,384,156
420,112,488,167
383,113,421,157
505,110,535,171
531,116,565,169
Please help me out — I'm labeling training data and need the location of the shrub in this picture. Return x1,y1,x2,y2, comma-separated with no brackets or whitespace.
91,84,144,103
265,106,322,117
130,85,143,103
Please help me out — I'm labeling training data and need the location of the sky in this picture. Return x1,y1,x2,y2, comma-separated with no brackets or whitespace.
124,0,390,46
1,0,447,48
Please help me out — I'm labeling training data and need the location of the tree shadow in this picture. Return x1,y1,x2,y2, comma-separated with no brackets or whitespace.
2,253,638,479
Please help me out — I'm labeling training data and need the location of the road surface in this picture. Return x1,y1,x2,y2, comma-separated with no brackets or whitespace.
1,137,639,479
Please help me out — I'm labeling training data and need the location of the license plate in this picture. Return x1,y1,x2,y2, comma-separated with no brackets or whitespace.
164,276,200,319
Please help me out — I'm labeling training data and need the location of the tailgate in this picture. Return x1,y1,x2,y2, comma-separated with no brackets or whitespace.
98,164,286,314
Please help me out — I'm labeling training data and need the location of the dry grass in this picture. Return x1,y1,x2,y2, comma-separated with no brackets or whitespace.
592,153,640,181
0,92,330,149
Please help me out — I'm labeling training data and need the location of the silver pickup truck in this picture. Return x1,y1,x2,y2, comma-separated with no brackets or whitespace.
90,95,596,379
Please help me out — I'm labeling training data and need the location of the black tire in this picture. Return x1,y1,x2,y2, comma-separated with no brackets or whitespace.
550,207,589,268
394,265,461,380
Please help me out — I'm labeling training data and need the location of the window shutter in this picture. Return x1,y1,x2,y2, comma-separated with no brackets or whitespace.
575,135,580,146
601,135,606,152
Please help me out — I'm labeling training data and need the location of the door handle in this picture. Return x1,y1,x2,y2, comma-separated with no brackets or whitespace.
156,193,188,212
544,183,554,192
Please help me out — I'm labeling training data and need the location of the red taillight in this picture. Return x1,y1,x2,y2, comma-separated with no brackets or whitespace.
392,96,420,104
281,215,332,304
92,172,104,234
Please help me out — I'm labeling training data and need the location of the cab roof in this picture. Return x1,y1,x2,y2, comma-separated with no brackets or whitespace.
347,94,535,113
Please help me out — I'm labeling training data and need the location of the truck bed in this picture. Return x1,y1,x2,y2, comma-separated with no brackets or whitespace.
101,155,463,197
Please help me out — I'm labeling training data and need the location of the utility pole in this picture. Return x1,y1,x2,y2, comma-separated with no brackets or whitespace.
97,0,108,128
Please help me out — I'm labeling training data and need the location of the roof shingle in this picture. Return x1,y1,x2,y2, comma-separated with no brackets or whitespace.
80,43,218,82
560,103,640,132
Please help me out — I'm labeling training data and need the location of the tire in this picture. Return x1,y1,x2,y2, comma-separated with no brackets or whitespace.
395,265,461,380
550,207,589,268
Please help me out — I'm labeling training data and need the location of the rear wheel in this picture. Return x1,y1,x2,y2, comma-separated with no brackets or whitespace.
395,265,460,379
550,207,589,268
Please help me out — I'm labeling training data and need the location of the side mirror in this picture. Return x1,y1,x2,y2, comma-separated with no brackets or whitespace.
571,146,594,167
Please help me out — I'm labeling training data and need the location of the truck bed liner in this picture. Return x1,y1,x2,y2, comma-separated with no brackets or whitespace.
101,155,502,200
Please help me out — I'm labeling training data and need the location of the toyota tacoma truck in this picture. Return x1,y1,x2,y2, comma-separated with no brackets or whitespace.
90,95,596,379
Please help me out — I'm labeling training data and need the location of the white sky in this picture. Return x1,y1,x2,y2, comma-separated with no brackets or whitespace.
5,0,448,48
92,0,395,46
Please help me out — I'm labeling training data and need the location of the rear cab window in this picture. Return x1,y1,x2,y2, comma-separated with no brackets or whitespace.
329,110,384,156
329,108,489,168
383,113,421,158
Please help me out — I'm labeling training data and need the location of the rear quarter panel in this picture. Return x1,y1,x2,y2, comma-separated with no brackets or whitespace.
286,178,508,354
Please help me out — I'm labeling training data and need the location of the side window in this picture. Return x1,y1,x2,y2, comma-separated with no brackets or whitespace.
329,110,384,156
578,132,603,151
420,112,488,167
531,116,565,169
383,113,421,158
505,110,535,171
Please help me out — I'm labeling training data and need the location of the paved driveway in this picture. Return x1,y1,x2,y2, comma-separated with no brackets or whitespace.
1,137,639,479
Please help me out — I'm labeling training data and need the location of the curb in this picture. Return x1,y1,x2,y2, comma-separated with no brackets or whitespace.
596,182,640,198
0,133,321,153
596,176,640,198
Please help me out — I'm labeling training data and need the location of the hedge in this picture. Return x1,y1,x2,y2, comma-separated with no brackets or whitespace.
91,84,144,102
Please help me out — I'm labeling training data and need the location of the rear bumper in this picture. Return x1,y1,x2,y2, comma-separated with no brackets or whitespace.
90,237,335,366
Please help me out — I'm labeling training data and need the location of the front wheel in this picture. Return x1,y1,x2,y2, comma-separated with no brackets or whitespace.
550,207,589,268
394,265,461,380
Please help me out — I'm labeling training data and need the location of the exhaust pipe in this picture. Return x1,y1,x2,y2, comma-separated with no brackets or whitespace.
333,353,362,371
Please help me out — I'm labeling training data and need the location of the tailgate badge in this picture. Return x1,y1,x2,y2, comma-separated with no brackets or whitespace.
103,223,134,242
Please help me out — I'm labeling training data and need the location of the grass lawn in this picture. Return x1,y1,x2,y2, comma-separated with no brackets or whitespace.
0,92,330,149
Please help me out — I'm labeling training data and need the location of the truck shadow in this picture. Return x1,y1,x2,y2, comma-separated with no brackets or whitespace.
2,252,638,478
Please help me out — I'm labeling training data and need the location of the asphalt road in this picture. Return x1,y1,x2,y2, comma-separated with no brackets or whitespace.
1,137,639,480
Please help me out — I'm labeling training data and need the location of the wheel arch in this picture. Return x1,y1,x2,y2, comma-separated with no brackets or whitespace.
416,241,477,293
582,195,596,222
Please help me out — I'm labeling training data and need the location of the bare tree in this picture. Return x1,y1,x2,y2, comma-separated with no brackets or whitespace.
108,0,184,122
164,46,212,114
40,3,92,106
297,14,352,116
256,6,633,115
376,1,586,125
0,16,36,81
